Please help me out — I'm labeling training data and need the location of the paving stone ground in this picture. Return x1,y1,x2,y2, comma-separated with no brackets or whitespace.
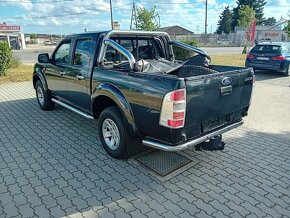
0,71,290,218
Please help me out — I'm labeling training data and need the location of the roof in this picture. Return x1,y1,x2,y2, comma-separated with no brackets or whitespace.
158,25,194,34
257,42,288,46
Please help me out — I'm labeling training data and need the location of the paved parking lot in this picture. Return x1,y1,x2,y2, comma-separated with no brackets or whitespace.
0,71,290,218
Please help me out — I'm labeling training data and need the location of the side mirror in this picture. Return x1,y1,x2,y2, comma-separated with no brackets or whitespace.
38,53,49,63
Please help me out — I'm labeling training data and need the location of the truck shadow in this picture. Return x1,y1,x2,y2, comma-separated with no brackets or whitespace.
0,98,289,217
254,70,286,82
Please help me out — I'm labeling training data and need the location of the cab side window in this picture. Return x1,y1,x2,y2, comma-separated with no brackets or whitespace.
73,39,96,68
54,41,71,65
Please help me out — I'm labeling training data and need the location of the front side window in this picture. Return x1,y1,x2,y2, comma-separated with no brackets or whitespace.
73,39,96,68
54,41,71,65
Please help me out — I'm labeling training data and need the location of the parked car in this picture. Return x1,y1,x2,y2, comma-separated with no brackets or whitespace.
33,30,254,159
245,42,290,76
10,39,21,50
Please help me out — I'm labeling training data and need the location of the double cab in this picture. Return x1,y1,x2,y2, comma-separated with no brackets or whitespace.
33,30,254,158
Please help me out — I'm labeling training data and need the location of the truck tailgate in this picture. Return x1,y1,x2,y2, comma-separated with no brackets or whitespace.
184,68,253,134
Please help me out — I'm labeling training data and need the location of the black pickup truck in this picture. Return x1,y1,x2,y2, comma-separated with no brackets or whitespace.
33,30,254,158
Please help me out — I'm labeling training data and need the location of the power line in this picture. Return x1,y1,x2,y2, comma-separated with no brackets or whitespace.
137,0,205,5
0,0,74,3
0,9,108,20
1,3,132,20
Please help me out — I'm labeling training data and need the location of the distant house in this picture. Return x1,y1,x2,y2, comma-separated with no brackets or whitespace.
158,25,194,40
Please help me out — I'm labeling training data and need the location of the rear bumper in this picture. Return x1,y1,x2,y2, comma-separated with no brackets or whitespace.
142,120,244,151
246,61,288,72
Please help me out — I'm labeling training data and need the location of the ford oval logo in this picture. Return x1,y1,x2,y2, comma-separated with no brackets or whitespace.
221,77,232,86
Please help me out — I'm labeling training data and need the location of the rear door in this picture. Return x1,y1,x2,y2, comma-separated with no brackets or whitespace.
65,38,96,111
46,40,72,99
184,68,253,133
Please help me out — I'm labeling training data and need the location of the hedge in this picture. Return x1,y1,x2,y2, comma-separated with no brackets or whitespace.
0,42,12,76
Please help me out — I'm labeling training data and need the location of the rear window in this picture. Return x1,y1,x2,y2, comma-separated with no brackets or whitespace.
251,45,281,53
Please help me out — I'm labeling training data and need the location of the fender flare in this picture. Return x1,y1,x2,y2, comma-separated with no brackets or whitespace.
33,66,48,91
92,83,141,138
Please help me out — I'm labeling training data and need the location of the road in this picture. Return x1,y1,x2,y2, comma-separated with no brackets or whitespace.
0,71,289,217
13,46,245,64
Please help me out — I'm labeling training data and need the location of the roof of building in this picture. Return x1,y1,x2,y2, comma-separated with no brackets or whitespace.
158,25,194,34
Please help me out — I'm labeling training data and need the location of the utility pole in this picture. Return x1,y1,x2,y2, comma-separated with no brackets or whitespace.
204,0,208,44
109,0,113,29
157,14,160,28
130,1,137,30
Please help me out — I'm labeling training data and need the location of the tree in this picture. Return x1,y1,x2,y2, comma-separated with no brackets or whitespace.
135,6,158,31
216,6,232,34
263,17,277,26
232,0,267,31
30,33,37,39
237,5,255,54
283,12,290,37
238,5,255,28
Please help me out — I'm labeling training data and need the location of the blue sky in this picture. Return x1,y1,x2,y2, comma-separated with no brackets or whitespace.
0,0,289,35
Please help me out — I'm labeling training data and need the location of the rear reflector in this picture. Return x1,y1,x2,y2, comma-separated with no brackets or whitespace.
247,54,254,59
173,111,185,119
272,55,286,61
167,119,184,128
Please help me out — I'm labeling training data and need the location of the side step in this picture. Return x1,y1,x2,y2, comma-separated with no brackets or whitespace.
51,98,94,119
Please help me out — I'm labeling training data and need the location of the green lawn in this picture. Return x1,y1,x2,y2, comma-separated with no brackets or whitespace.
0,64,33,84
210,54,246,67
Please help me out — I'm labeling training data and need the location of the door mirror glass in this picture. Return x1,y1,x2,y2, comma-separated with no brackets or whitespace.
38,53,49,63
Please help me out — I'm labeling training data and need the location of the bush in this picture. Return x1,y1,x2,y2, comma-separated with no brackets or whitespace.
0,42,12,76
172,39,198,61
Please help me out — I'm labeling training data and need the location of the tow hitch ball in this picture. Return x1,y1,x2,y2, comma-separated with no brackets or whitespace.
195,135,225,151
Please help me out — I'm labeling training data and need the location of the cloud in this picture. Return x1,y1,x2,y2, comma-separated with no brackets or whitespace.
1,0,288,34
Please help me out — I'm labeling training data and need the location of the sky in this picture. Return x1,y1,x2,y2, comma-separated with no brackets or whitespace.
0,0,289,35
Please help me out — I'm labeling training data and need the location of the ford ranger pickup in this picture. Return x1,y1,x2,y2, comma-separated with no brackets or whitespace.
33,30,254,158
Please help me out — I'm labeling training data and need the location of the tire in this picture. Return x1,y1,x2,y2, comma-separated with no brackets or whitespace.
98,106,129,159
35,80,55,110
282,64,289,77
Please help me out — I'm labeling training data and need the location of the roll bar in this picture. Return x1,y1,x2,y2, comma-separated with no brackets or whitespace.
97,30,173,69
103,39,136,70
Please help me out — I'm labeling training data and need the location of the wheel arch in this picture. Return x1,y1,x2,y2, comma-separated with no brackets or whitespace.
33,67,48,91
92,83,140,137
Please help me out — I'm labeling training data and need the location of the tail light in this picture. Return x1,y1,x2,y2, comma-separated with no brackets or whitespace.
247,54,254,59
272,55,286,61
159,89,186,129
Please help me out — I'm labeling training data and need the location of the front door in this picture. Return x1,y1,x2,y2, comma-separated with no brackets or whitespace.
66,38,96,111
46,40,72,100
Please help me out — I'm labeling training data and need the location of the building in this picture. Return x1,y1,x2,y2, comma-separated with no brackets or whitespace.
0,22,26,49
234,24,288,46
158,25,194,40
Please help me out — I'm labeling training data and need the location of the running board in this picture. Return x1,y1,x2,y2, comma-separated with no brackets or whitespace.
51,98,94,119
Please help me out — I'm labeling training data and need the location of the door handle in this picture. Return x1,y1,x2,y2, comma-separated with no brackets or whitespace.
60,70,66,76
76,75,85,80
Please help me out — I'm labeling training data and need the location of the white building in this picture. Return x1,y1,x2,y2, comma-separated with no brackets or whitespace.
0,22,26,49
